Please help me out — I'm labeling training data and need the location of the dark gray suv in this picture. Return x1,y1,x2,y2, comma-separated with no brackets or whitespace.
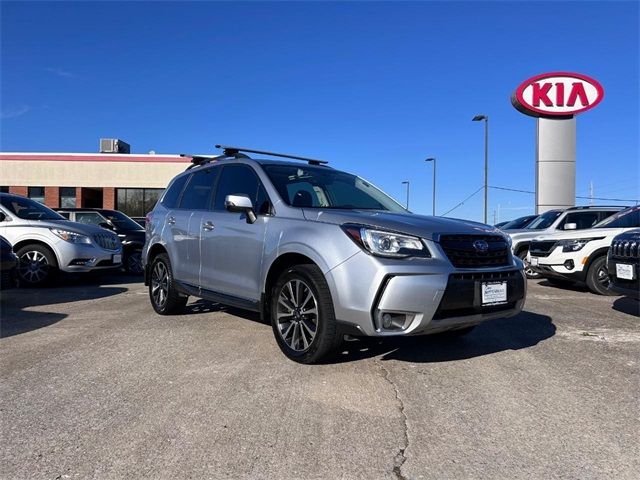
143,146,526,363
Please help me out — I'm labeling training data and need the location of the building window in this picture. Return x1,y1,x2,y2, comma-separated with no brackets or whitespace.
0,187,9,193
28,187,45,204
59,187,76,208
116,188,164,217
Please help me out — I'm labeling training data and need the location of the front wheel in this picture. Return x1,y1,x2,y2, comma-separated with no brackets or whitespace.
149,253,188,314
125,250,144,275
270,264,342,364
16,244,58,287
585,256,618,296
518,250,541,279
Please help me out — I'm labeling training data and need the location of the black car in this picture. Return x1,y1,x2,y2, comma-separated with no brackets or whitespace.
607,229,640,299
0,235,19,289
55,208,145,274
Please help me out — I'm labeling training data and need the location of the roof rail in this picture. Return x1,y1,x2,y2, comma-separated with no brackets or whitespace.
214,145,328,165
566,205,628,210
180,153,225,170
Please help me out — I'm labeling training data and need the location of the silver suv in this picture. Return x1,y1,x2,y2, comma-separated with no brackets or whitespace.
0,193,123,286
143,146,526,363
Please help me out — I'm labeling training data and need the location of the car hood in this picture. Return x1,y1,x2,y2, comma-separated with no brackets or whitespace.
532,227,634,242
26,219,118,237
301,209,501,240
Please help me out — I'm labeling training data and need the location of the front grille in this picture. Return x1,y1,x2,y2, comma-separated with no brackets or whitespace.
611,239,639,259
93,233,118,251
529,240,557,257
433,270,525,320
438,234,510,268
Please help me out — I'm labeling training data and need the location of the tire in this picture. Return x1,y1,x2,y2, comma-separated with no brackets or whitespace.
270,264,342,364
585,256,618,296
125,250,144,275
149,253,188,314
518,249,541,279
16,244,58,287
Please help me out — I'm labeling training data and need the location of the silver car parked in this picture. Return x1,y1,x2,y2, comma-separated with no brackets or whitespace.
143,146,526,363
0,193,123,286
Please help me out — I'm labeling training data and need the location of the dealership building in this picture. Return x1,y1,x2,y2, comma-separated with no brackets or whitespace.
0,140,191,217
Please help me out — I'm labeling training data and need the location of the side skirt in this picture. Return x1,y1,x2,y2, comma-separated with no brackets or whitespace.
174,280,262,312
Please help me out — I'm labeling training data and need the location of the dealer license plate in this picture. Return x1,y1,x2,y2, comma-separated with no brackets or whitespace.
616,263,634,280
112,254,122,264
529,257,539,266
481,281,508,305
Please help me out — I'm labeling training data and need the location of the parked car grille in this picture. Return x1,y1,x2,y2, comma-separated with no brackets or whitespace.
438,234,510,268
93,233,119,251
611,239,639,259
529,240,557,257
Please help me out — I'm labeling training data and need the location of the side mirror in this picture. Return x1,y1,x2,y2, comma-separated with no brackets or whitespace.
225,194,257,224
564,223,577,230
98,222,115,231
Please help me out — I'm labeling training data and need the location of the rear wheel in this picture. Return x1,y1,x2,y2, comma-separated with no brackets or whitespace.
518,249,540,279
149,253,188,314
586,256,617,296
271,264,342,364
16,244,58,287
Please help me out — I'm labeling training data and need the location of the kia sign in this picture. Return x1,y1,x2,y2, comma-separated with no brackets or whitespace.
511,72,604,117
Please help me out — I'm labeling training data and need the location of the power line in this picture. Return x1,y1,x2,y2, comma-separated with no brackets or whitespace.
489,185,639,203
441,186,484,217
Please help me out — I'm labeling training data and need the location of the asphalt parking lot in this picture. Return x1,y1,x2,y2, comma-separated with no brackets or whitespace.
1,276,638,480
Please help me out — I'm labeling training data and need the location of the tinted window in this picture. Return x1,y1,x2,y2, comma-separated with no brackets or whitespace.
28,186,45,204
595,207,640,228
0,195,64,220
214,165,271,214
180,168,218,210
75,212,106,226
557,211,604,230
162,175,189,208
526,210,562,230
59,187,76,208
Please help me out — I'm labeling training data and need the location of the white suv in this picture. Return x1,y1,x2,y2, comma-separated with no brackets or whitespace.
527,206,640,295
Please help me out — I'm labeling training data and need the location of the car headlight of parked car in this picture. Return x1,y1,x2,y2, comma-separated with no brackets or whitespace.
559,237,603,252
50,228,92,245
342,225,430,258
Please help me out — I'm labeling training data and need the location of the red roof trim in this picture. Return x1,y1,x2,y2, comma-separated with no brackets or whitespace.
0,153,190,163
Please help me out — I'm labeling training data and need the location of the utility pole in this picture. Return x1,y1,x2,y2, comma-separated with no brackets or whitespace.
472,115,489,223
425,157,437,216
589,181,594,205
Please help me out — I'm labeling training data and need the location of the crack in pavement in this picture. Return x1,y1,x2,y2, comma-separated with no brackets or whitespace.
375,358,409,480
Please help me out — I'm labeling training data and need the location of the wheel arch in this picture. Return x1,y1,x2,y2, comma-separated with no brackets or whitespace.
13,239,60,267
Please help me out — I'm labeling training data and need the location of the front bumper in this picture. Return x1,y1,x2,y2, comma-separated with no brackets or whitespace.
326,250,526,337
607,256,639,299
57,243,123,273
528,248,587,283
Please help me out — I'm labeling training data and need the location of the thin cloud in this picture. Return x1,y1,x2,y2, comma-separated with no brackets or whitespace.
46,67,73,77
0,105,32,119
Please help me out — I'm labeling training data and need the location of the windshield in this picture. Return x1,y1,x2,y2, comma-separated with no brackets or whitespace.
594,207,640,229
263,165,406,212
102,210,144,231
526,210,562,230
0,195,65,221
501,215,537,230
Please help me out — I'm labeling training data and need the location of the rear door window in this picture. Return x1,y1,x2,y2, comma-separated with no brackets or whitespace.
161,174,190,209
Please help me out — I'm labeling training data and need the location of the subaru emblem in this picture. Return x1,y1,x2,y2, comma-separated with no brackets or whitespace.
473,239,489,252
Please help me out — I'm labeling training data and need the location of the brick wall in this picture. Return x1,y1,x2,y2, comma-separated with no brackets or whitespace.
9,186,27,196
44,187,60,208
103,188,115,209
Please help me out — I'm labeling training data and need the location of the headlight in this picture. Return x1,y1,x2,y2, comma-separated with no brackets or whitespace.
50,228,92,244
559,237,603,252
342,225,430,258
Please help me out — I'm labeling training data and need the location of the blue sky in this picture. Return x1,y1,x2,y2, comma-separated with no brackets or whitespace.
1,1,638,221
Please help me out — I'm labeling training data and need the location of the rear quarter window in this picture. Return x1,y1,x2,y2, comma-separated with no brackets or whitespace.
161,174,189,209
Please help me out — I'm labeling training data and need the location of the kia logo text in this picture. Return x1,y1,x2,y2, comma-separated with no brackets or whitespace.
512,72,604,117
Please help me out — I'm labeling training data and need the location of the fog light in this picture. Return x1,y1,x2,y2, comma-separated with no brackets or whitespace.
564,259,574,270
382,313,392,328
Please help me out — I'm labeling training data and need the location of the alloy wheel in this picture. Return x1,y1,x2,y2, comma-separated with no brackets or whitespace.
127,252,143,274
151,261,169,309
18,250,49,284
596,265,611,289
276,279,318,351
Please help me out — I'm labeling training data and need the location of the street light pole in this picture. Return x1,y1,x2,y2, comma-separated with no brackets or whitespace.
472,114,489,223
425,157,436,216
401,181,410,210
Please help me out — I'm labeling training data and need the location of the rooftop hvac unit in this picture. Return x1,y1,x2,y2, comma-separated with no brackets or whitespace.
99,138,130,154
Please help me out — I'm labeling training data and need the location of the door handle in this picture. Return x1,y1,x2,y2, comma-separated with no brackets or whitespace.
202,221,214,231
167,216,176,225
